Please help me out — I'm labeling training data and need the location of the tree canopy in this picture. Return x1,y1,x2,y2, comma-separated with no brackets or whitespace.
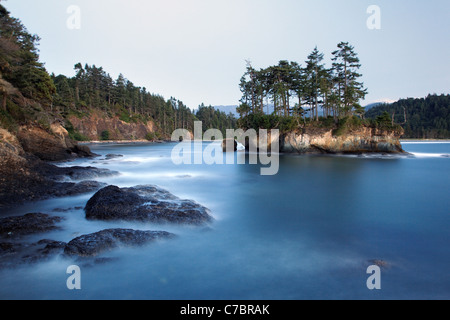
238,42,368,125
0,3,55,108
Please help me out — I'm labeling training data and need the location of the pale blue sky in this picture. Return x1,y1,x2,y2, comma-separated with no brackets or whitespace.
4,0,450,109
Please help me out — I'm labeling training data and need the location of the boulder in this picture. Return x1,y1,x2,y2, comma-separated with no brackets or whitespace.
85,185,214,225
64,228,175,257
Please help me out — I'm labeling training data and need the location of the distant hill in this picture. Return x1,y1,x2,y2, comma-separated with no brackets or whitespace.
213,105,239,117
364,100,398,111
365,94,450,139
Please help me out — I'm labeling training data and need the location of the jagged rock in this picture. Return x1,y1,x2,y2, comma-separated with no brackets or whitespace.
64,228,175,257
85,185,214,225
0,213,63,238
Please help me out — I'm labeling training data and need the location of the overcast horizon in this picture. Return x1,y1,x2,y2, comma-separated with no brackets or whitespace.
4,0,450,110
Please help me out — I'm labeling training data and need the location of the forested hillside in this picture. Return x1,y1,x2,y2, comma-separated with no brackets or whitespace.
365,94,450,139
0,4,235,141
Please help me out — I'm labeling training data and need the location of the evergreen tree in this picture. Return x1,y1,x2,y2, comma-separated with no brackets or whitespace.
331,42,368,117
0,4,55,106
304,47,325,121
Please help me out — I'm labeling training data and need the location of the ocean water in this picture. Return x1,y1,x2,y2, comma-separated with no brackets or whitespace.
0,141,449,300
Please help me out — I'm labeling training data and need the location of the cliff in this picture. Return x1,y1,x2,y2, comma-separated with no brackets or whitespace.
67,110,157,141
280,125,404,154
243,124,405,154
0,123,105,207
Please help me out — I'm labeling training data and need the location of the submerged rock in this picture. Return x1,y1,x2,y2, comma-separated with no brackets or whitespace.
0,213,63,238
104,154,123,160
37,165,119,182
368,259,390,269
64,228,175,257
85,185,214,225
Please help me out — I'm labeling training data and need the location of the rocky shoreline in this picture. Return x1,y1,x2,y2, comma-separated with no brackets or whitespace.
0,181,214,268
0,123,214,268
0,182,214,268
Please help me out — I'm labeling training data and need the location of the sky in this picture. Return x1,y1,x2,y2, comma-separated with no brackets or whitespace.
4,0,450,110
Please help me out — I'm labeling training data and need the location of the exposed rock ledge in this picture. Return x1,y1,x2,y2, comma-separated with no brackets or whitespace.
244,125,405,154
64,229,176,257
281,126,404,154
0,125,114,207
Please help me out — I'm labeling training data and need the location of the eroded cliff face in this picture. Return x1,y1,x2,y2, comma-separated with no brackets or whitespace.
242,125,404,154
68,111,156,141
17,123,94,161
280,126,404,154
0,123,108,207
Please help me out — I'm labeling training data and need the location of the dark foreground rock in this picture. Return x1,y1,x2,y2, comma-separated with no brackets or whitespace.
0,227,176,267
0,153,115,207
0,125,114,207
64,229,176,257
0,239,68,268
85,185,214,225
0,213,63,238
33,162,119,182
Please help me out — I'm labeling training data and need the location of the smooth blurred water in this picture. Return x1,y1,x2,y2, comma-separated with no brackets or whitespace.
0,141,449,300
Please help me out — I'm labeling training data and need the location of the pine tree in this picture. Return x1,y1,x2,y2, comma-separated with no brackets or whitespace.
331,42,368,117
304,47,325,121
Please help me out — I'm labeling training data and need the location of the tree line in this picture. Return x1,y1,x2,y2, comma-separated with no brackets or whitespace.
52,64,200,137
52,65,237,138
237,42,368,124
